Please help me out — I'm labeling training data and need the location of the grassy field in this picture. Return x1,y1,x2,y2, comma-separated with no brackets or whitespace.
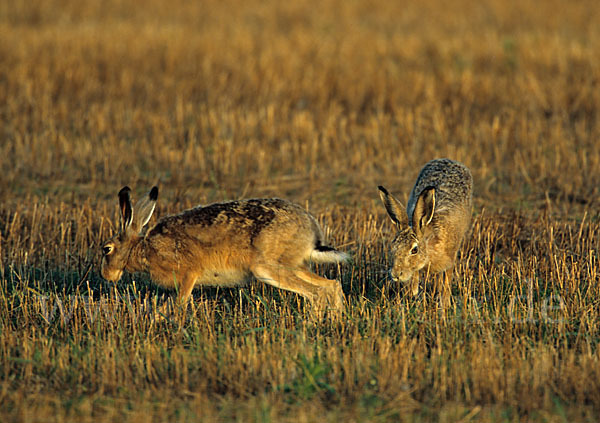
1,0,600,421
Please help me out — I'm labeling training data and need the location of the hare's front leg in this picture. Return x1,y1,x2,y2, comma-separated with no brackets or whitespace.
406,274,420,297
155,274,196,317
436,270,452,309
174,274,197,304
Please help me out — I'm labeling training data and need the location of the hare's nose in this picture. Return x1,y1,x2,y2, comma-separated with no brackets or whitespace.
389,270,399,283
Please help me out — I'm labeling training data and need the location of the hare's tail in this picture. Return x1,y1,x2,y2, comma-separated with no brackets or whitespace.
309,242,350,264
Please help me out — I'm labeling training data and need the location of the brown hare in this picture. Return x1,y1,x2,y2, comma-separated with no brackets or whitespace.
100,186,349,311
378,158,472,297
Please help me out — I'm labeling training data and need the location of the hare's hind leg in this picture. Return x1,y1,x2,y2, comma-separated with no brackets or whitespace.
252,263,319,300
251,264,342,311
293,269,345,310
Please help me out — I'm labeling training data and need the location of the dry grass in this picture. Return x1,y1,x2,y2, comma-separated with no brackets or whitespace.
1,0,600,421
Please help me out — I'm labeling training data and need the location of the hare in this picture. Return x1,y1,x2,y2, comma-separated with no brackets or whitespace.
378,158,472,297
100,186,349,311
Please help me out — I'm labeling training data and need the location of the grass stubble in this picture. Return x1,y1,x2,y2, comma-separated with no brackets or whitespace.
1,0,600,421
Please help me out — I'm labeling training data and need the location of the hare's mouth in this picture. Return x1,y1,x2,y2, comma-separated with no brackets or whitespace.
390,270,411,283
101,268,123,283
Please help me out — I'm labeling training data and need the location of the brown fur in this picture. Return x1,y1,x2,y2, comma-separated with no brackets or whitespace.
379,158,472,296
101,187,349,311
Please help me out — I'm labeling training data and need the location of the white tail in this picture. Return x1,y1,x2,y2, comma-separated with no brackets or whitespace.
309,247,350,264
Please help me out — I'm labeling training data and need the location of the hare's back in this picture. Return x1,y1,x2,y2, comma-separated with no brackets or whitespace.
407,158,472,219
148,198,312,241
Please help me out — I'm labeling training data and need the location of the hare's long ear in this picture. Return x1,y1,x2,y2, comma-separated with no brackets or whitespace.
118,186,133,232
132,186,158,232
412,187,435,236
378,186,408,227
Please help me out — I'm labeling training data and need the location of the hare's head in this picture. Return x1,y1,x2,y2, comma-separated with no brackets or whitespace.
101,186,158,282
378,185,435,283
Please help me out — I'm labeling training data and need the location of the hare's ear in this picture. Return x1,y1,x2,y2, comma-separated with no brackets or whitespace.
378,186,408,227
118,186,133,232
412,187,435,235
132,186,158,231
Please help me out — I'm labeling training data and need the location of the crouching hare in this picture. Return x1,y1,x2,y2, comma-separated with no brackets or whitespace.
101,186,349,311
378,158,472,297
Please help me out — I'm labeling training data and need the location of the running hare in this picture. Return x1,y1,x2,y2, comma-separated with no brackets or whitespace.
378,158,472,296
100,186,349,311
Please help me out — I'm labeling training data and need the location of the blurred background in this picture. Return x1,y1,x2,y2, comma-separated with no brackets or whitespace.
1,0,598,212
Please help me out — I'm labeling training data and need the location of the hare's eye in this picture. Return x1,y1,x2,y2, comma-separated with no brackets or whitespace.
410,245,419,255
103,246,113,255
